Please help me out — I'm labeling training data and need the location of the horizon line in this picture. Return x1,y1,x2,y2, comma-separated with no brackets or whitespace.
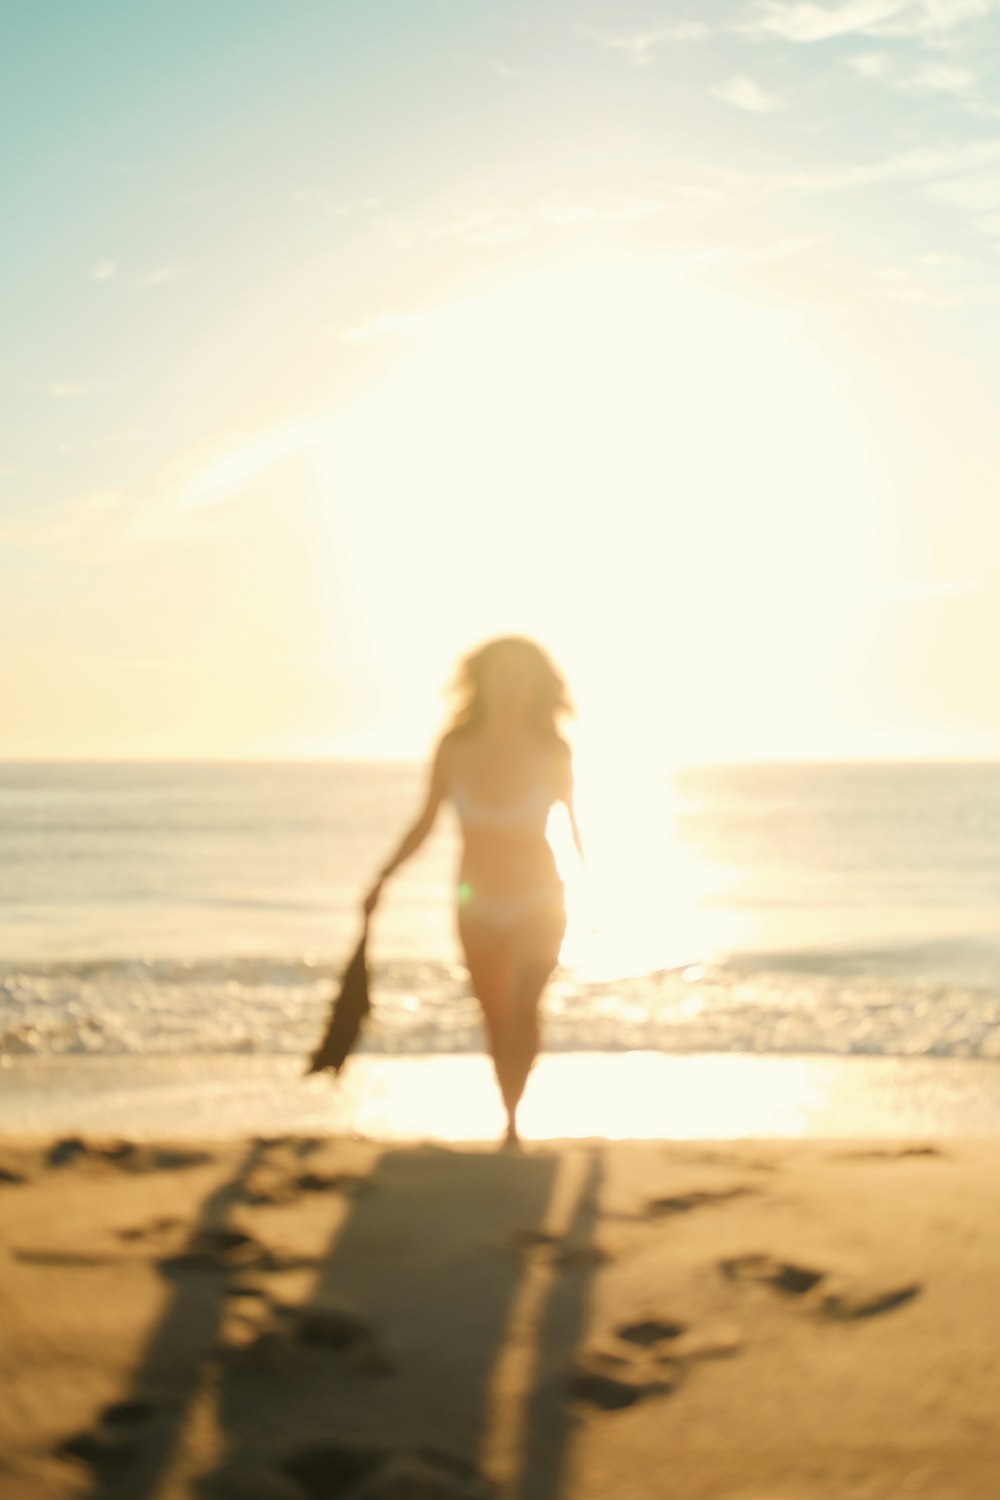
2,752,1000,770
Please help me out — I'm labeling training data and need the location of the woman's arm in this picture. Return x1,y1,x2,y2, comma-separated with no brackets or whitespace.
362,736,452,914
555,741,585,864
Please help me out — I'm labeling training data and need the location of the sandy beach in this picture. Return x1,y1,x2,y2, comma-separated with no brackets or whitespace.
2,1131,999,1500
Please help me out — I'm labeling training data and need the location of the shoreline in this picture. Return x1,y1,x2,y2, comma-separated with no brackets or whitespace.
3,1050,1000,1143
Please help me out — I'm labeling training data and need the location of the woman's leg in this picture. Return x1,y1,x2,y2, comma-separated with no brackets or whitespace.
491,902,566,1142
458,901,565,1144
457,914,518,1129
493,957,556,1143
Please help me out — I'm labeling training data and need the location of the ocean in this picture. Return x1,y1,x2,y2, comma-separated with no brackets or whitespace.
3,759,999,1139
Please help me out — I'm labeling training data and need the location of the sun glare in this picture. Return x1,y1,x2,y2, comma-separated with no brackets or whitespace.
308,259,886,965
314,258,883,762
308,258,892,971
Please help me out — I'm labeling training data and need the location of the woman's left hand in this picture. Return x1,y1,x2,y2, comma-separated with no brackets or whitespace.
362,876,385,917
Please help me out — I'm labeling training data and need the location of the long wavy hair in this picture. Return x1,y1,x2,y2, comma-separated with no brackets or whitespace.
446,636,572,740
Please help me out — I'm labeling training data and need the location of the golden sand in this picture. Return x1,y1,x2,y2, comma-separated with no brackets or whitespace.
1,1133,998,1499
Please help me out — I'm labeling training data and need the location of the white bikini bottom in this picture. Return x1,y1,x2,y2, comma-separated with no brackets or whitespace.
457,881,565,933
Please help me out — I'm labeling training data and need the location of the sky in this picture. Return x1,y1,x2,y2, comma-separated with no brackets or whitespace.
4,0,1000,765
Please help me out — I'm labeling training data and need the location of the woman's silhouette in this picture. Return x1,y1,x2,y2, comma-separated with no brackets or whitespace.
363,637,584,1146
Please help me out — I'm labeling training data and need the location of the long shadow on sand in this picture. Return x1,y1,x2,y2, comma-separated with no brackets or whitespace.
71,1141,603,1500
202,1143,603,1499
508,1148,602,1500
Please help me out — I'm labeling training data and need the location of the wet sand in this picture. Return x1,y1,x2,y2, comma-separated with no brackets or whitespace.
1,1132,999,1499
7,1052,1000,1142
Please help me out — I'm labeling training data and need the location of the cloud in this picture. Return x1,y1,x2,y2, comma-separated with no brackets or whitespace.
536,194,668,226
754,0,1000,41
88,254,185,295
845,139,1000,191
425,193,670,253
850,51,975,90
578,20,710,65
712,75,783,111
45,381,89,398
872,0,1000,37
676,136,1000,249
179,419,322,511
913,62,977,90
850,50,892,75
429,207,530,247
133,266,182,288
341,310,429,345
712,137,1000,198
755,1,909,41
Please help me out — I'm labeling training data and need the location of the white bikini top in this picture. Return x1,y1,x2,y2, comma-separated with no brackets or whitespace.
449,775,554,831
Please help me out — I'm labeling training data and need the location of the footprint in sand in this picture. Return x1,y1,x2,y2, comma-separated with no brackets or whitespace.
126,1144,215,1171
571,1318,690,1411
669,1148,777,1173
291,1303,393,1374
58,1395,166,1473
160,1226,264,1272
46,1137,213,1172
14,1248,115,1267
218,1290,394,1377
46,1136,90,1167
298,1169,368,1194
818,1278,921,1320
252,1135,324,1157
721,1253,825,1295
646,1186,755,1217
159,1223,324,1277
280,1441,490,1500
569,1346,682,1411
600,1184,758,1224
613,1314,744,1363
159,1226,291,1276
15,1217,185,1265
117,1215,186,1243
0,1164,27,1185
240,1167,369,1207
667,1325,745,1361
571,1314,746,1413
616,1316,687,1346
294,1303,375,1352
839,1144,943,1161
721,1254,921,1319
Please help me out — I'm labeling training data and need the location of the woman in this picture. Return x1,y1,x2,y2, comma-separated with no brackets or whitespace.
363,636,584,1147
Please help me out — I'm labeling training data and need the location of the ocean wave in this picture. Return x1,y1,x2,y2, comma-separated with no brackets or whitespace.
3,942,1000,1063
